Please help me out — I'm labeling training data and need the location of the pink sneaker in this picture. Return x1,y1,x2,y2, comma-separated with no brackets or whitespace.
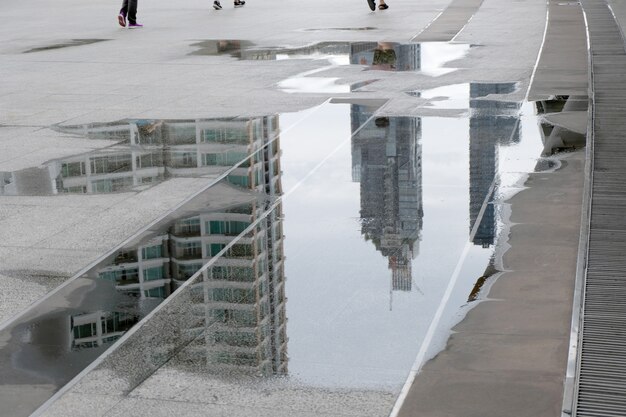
118,13,126,27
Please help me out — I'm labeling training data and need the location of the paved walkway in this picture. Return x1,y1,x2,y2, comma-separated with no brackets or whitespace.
2,0,625,415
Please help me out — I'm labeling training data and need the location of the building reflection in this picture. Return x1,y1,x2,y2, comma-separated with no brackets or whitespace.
190,40,421,72
63,117,287,376
535,95,587,156
351,104,424,298
1,117,276,195
469,83,521,247
348,44,423,298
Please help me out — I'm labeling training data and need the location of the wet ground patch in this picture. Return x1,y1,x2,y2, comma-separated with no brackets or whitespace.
23,39,109,54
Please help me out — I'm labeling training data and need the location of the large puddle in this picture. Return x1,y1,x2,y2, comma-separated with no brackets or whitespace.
0,41,588,416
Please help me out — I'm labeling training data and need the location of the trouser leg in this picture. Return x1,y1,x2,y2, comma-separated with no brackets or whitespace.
126,0,138,23
120,0,128,15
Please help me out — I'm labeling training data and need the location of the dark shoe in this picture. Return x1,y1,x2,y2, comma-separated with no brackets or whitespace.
367,0,376,11
118,13,126,27
234,0,245,6
213,0,222,9
378,3,389,9
128,22,143,28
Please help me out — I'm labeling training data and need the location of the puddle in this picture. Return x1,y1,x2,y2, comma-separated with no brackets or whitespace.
0,117,280,196
189,41,472,94
23,39,109,54
535,95,588,155
190,40,471,73
1,90,584,415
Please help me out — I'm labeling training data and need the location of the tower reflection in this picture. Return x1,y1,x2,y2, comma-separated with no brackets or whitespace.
469,82,521,247
351,104,424,300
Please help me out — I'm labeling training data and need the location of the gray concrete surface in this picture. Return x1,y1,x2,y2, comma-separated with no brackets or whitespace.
0,0,614,415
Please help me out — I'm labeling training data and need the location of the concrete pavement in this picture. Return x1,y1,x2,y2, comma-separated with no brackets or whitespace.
2,0,622,415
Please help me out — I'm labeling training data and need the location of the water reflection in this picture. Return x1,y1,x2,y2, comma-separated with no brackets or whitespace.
189,40,470,76
190,40,420,71
469,82,521,247
351,103,423,298
3,90,575,416
0,117,278,195
0,114,284,416
535,95,587,155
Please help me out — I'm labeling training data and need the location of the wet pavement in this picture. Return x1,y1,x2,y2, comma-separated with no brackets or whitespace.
0,0,600,415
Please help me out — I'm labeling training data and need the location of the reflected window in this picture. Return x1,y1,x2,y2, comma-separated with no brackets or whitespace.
143,266,164,281
201,128,249,144
177,263,202,279
208,243,226,257
212,266,255,282
227,174,250,188
90,155,132,174
136,153,163,168
214,331,257,347
170,152,197,168
207,220,250,236
177,218,201,235
210,288,255,304
212,309,257,326
177,241,202,258
61,161,86,177
201,151,249,167
145,287,166,298
91,177,133,193
142,245,163,260
73,323,96,339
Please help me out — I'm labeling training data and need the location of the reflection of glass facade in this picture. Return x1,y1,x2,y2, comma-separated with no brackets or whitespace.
59,116,287,376
351,105,423,294
71,311,139,349
0,117,279,195
469,83,521,247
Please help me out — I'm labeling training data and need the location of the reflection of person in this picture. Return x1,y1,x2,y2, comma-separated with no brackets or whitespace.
213,0,246,10
372,43,396,70
367,0,389,11
118,0,142,28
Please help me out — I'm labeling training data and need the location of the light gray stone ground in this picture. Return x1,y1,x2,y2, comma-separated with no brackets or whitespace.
0,0,546,326
1,0,595,415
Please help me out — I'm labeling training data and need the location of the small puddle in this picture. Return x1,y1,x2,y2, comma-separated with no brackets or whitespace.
23,39,109,54
1,117,279,196
188,40,472,93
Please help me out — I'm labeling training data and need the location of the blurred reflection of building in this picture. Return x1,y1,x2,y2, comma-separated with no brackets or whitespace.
351,104,423,297
535,95,587,156
1,117,277,195
469,83,521,247
71,311,139,349
350,42,420,71
189,40,421,72
67,116,288,376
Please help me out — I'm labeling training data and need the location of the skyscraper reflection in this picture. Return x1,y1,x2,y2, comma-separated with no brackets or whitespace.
469,83,521,247
351,104,424,298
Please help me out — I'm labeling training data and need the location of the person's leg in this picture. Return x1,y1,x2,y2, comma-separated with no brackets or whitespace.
118,0,128,27
119,0,128,16
126,0,138,24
